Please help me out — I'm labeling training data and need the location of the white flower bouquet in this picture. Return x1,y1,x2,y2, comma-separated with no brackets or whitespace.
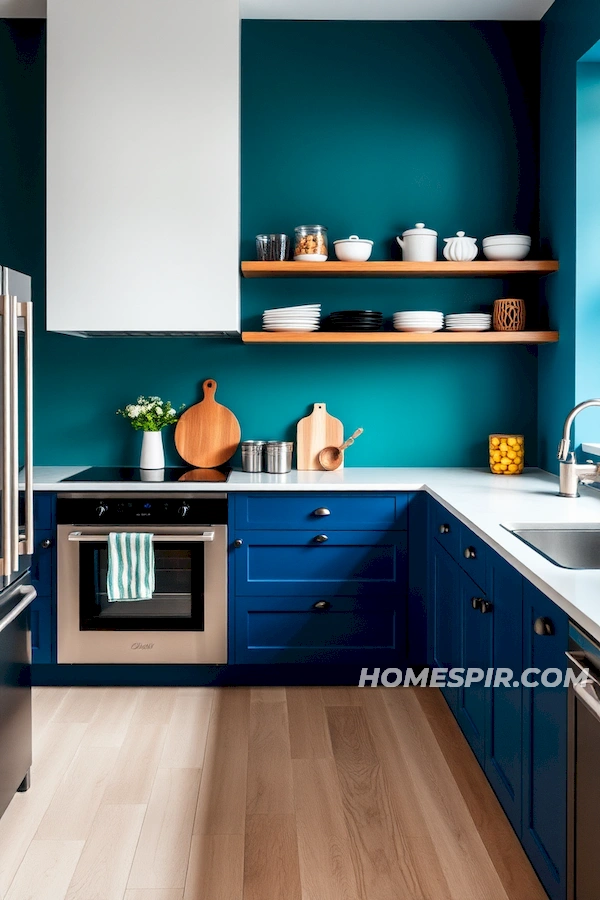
116,396,182,432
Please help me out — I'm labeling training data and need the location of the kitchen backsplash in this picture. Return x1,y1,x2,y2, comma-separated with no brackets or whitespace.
0,19,539,467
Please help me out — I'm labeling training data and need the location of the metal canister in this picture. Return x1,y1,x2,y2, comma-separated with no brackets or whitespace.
241,440,266,473
264,441,293,474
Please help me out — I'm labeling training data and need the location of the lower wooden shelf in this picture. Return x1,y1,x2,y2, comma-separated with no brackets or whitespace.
241,331,559,345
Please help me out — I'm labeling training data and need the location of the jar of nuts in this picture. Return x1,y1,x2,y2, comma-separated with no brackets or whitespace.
489,434,524,475
294,225,328,261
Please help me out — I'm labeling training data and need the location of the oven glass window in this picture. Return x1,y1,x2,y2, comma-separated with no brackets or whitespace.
79,540,205,631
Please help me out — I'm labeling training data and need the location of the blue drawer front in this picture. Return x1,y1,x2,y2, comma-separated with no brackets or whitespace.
431,502,461,559
234,493,409,531
234,596,401,664
34,493,55,531
233,531,407,597
31,530,55,600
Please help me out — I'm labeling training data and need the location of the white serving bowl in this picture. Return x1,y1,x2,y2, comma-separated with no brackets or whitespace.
333,235,374,262
483,243,530,261
483,234,531,246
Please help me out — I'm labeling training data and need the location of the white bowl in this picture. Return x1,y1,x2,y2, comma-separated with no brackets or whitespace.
294,254,328,262
483,243,530,261
483,234,531,246
333,235,374,262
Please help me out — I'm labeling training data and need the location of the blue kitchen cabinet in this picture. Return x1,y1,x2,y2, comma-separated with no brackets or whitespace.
31,495,57,664
234,492,409,531
430,540,461,714
455,567,491,767
521,580,568,900
30,595,53,664
485,553,524,834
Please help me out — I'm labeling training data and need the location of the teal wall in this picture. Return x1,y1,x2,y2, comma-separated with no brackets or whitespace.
539,1,600,469
1,20,541,468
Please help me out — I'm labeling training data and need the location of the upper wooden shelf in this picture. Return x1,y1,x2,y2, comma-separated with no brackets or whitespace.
242,331,559,345
241,260,560,278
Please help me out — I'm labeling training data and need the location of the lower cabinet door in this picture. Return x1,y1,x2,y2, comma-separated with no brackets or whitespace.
485,555,523,834
456,569,491,766
430,541,461,714
30,595,53,665
521,581,568,900
233,595,403,665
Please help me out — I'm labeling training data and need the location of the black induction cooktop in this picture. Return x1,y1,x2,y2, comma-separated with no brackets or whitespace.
60,466,231,484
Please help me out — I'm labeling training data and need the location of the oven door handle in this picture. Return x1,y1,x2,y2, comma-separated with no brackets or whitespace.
67,531,215,543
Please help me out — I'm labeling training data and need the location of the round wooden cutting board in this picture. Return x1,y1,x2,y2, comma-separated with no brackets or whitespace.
175,379,241,468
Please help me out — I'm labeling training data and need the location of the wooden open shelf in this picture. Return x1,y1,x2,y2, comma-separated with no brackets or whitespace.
241,260,559,278
241,331,559,345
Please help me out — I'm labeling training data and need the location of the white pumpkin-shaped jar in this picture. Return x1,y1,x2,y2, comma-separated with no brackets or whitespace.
443,231,478,262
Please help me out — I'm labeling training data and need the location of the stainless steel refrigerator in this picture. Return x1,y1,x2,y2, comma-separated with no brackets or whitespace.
0,267,36,820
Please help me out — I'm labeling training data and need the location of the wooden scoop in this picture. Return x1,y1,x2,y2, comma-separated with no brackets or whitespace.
318,428,364,471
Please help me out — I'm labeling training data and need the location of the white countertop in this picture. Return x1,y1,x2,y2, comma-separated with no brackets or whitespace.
32,465,600,642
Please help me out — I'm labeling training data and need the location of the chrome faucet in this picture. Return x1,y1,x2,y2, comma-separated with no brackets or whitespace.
557,399,600,497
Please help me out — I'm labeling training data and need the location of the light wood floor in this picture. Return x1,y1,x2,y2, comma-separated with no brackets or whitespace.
0,685,548,900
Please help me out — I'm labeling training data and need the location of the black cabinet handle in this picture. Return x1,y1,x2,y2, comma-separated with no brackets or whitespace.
464,546,477,560
471,597,482,611
313,600,331,610
233,539,243,548
534,616,554,636
313,508,331,517
480,600,493,614
314,534,329,543
40,539,53,549
439,524,450,534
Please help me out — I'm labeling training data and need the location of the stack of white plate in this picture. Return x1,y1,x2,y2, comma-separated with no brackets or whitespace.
445,313,492,332
262,304,321,332
393,311,444,333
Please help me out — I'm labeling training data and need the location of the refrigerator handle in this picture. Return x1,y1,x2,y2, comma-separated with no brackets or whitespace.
9,294,19,572
18,300,33,557
0,296,11,578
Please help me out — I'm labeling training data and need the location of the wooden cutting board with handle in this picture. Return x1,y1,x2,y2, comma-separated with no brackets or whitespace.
297,403,344,470
175,379,241,468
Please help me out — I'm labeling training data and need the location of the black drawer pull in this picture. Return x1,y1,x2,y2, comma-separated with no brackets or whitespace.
439,524,450,534
313,508,331,517
313,600,331,610
471,597,482,611
464,546,477,560
233,539,243,548
534,616,554,636
314,534,329,543
40,539,53,549
480,600,493,614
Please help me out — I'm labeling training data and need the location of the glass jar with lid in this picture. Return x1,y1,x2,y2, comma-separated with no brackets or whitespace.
294,225,328,261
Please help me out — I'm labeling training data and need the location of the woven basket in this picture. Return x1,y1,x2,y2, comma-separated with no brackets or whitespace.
493,298,526,332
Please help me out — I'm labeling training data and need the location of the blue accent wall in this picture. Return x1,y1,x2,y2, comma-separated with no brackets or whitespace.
539,1,600,470
1,19,541,468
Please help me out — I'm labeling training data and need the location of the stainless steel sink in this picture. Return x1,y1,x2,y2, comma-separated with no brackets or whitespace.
505,524,600,569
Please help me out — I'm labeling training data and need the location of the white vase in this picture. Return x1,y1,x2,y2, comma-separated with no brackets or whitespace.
140,430,165,469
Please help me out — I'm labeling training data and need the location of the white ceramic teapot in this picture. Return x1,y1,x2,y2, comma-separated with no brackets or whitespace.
395,223,438,262
443,231,478,262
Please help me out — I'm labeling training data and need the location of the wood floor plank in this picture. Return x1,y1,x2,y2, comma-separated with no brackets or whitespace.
326,705,431,900
4,839,84,900
52,689,108,724
31,687,70,737
246,699,294,816
129,689,178,726
36,746,120,841
183,834,244,900
127,769,201,890
65,804,146,900
414,687,548,900
193,688,250,836
159,694,212,769
0,722,88,898
80,688,138,748
292,758,360,900
286,687,332,759
250,687,286,702
320,688,363,707
125,892,183,900
102,724,168,805
382,689,511,900
244,815,301,900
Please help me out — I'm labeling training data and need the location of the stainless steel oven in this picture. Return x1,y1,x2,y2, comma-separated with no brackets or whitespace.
56,493,228,664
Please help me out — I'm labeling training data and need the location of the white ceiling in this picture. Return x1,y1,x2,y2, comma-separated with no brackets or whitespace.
240,0,556,20
0,0,556,20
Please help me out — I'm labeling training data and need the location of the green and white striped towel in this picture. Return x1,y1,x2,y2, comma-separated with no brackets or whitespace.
107,532,155,602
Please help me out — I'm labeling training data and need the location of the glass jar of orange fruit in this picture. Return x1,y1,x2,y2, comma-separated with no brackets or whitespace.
489,434,524,475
